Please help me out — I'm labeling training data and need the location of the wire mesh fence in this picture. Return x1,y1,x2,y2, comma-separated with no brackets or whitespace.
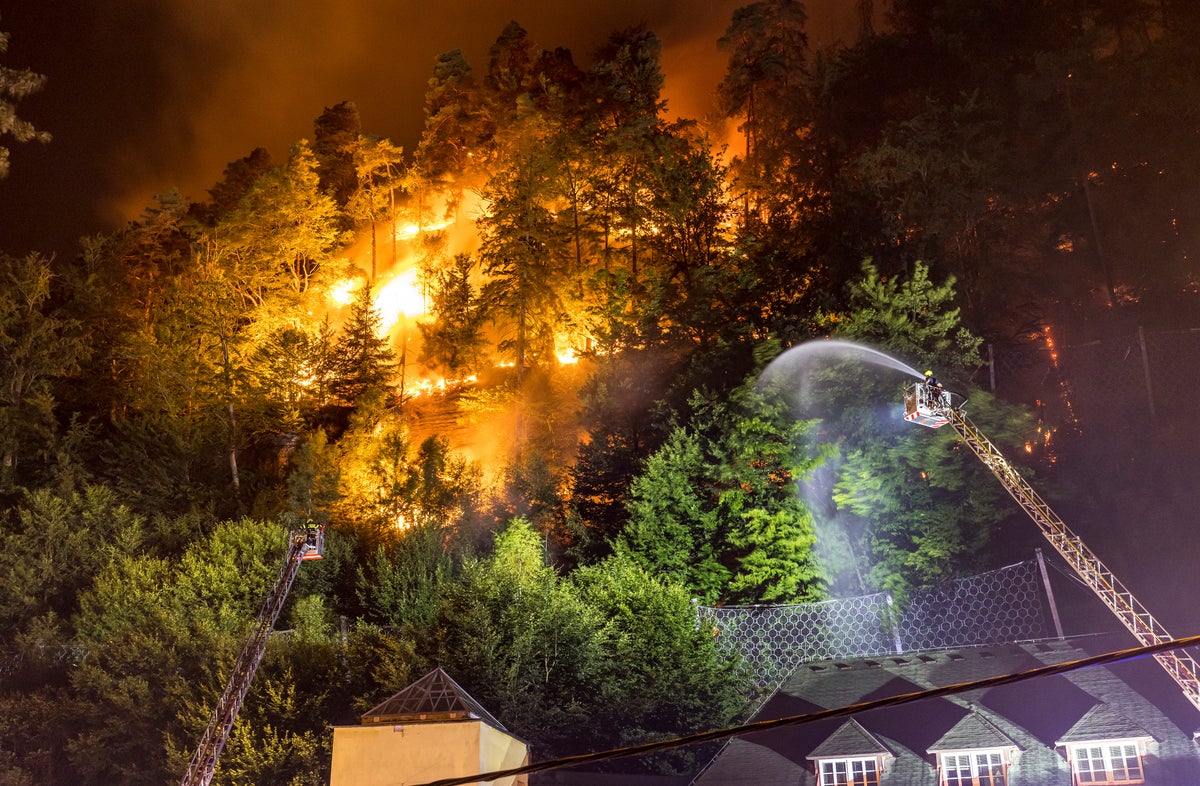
986,327,1200,430
698,557,1053,690
0,644,87,679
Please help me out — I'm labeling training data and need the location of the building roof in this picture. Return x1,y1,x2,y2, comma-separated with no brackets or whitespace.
809,719,892,759
361,666,509,731
691,634,1200,785
1056,703,1155,746
928,709,1018,753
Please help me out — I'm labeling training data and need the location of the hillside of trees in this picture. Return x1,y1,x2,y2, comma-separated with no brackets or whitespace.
3,1,1199,783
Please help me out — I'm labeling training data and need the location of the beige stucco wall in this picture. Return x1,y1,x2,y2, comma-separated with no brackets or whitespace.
329,720,529,786
478,722,529,785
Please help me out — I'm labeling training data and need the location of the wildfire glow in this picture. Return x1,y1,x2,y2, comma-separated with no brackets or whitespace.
556,347,579,365
394,219,454,240
404,374,478,399
375,269,425,334
329,278,359,306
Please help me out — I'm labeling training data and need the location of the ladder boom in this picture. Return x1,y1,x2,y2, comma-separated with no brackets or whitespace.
944,405,1200,711
180,530,315,786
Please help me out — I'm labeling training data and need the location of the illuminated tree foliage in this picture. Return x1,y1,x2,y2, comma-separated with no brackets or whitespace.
417,252,488,377
415,48,483,188
5,4,1200,783
210,140,346,324
718,0,813,227
0,21,51,179
621,381,825,605
478,127,565,385
329,286,396,405
813,261,1032,597
331,408,480,544
346,135,406,282
428,518,746,767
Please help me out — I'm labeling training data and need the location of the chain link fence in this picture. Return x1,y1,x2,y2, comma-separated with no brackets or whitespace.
985,327,1200,430
0,643,87,679
698,557,1054,690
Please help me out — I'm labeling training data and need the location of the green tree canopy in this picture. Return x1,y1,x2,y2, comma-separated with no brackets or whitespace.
621,379,826,605
0,253,89,492
803,261,1032,597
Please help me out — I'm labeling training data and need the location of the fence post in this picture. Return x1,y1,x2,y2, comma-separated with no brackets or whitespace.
1137,326,1157,422
886,593,903,654
1036,549,1065,640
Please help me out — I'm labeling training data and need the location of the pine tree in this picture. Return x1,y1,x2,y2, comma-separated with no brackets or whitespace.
0,253,88,491
811,261,1030,597
416,252,487,377
331,285,396,405
0,22,51,179
620,384,826,605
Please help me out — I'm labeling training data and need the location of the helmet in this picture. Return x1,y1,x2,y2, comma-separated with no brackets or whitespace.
924,370,934,377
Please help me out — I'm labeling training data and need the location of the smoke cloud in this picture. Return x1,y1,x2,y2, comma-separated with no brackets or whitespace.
0,0,867,253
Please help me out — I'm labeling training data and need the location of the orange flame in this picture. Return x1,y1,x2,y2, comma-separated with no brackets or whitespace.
329,278,359,307
375,269,425,334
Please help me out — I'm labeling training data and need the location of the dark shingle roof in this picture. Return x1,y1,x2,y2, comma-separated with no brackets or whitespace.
809,719,892,759
691,635,1200,786
1056,703,1155,745
928,709,1018,753
360,667,507,731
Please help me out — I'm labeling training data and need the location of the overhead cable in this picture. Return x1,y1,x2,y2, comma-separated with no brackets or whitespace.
412,633,1200,786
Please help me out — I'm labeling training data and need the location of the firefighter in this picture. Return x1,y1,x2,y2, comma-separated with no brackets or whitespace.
924,370,943,405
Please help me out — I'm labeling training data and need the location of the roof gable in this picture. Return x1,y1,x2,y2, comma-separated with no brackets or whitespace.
929,709,1018,753
361,667,507,731
1056,703,1156,746
809,719,892,759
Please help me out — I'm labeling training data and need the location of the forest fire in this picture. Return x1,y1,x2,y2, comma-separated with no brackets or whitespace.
394,219,453,240
328,278,359,307
374,268,425,333
6,4,1200,785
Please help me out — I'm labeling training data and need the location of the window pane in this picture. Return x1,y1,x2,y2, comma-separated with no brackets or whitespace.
820,758,878,786
943,753,970,785
1071,743,1144,785
978,751,1006,786
938,751,1007,786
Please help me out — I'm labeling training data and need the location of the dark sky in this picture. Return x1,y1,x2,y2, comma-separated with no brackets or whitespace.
1,0,863,258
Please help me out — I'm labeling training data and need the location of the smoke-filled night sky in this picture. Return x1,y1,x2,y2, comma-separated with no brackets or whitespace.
1,0,865,257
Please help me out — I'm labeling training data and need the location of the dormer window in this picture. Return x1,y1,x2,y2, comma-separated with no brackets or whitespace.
928,709,1018,786
1064,741,1144,785
807,719,893,786
1056,704,1154,785
817,756,882,786
936,748,1008,785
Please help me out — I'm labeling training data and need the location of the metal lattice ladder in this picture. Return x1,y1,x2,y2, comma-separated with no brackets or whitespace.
947,407,1200,712
179,532,310,786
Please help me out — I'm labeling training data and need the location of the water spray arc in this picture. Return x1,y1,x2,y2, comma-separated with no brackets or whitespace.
757,339,928,595
759,339,1200,713
759,339,926,391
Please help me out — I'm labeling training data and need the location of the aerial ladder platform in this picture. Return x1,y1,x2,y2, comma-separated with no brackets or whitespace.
904,377,1200,712
179,524,324,786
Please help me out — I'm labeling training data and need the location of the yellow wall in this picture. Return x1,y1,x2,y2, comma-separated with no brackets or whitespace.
479,723,530,785
329,720,529,786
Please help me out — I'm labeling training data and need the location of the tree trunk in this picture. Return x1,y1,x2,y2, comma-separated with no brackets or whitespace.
220,334,242,497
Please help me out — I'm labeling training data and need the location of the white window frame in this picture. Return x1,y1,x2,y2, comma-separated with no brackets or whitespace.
816,756,883,786
1066,739,1145,785
936,748,1009,786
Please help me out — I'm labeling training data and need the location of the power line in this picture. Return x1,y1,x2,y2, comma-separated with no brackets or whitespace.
412,633,1200,786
